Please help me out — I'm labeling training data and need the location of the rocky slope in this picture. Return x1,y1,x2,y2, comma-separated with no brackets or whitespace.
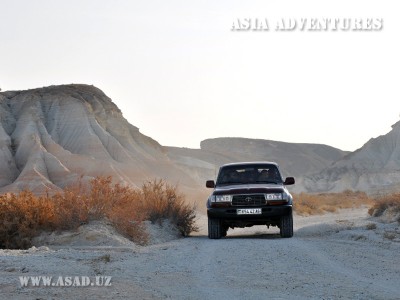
0,84,198,194
302,121,400,194
2,84,398,196
166,138,348,185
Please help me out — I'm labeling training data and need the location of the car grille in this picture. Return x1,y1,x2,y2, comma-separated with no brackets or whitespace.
231,194,266,206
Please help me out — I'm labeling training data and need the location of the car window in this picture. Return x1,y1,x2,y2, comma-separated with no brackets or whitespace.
217,165,282,185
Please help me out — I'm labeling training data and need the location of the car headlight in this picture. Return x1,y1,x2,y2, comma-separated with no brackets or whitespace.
211,195,232,202
265,193,283,201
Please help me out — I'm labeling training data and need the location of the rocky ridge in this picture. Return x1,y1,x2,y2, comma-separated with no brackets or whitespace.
0,84,196,194
166,137,348,189
302,121,400,194
1,84,399,195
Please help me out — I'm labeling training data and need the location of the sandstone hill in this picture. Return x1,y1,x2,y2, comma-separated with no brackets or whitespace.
0,84,198,195
1,84,398,196
166,138,348,186
302,121,400,194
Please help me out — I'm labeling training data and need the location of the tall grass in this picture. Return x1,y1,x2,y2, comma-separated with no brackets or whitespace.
0,177,197,249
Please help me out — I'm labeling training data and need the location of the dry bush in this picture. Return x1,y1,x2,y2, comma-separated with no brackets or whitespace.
140,179,198,236
60,176,148,244
0,192,56,249
51,184,89,231
368,193,400,223
0,177,197,249
294,190,372,216
105,181,148,245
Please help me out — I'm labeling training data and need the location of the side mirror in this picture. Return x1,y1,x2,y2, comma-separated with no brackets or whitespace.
284,177,295,185
206,180,215,188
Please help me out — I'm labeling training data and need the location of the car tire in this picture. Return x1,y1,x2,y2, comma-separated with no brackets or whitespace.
280,212,293,238
222,225,228,237
208,217,223,239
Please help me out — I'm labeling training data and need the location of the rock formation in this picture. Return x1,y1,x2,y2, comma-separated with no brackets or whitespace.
167,138,348,187
302,121,400,194
0,84,197,194
1,84,398,196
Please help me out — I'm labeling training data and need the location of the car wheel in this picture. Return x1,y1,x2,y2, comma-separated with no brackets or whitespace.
280,212,293,238
208,217,223,239
222,225,228,237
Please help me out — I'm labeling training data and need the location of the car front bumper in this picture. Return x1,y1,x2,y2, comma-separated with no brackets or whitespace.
207,205,292,220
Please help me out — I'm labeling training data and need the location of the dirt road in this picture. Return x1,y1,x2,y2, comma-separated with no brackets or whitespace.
1,208,399,299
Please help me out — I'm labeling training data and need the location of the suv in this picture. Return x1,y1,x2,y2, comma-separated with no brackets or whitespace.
206,162,295,239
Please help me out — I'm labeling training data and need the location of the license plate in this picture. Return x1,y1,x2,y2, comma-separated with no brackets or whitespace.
237,208,262,215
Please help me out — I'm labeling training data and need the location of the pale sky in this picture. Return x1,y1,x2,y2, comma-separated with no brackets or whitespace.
1,0,399,151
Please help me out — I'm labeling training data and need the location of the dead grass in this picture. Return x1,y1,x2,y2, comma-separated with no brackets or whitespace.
294,190,372,216
0,177,197,249
368,193,400,223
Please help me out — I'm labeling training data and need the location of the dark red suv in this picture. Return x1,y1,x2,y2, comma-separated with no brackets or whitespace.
206,162,295,239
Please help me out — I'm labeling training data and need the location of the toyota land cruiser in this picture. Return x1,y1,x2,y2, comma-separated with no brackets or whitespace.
206,162,295,239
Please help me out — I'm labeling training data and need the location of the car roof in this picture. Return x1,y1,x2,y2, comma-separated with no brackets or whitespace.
220,161,278,168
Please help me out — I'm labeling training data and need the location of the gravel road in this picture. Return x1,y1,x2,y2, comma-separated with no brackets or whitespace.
1,208,399,299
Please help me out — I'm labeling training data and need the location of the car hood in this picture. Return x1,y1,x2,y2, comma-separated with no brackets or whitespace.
213,184,285,195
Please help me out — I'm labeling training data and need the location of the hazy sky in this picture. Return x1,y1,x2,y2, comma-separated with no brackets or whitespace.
1,0,399,151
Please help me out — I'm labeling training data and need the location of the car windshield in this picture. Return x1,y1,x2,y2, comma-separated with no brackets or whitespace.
216,164,283,185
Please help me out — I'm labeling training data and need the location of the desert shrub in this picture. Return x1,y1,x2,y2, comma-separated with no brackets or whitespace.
53,177,148,245
294,190,372,216
0,192,56,249
368,194,400,223
51,185,89,230
105,181,148,245
140,179,198,236
0,177,197,249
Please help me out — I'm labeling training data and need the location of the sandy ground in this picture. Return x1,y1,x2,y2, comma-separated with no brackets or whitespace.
1,207,399,300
